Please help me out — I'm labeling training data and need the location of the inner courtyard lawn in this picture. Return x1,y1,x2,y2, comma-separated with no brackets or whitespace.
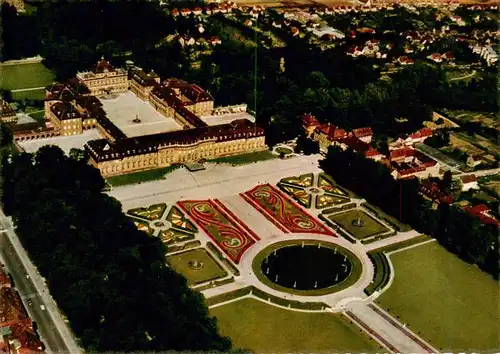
0,63,55,90
166,248,227,285
378,241,500,352
211,298,381,352
329,209,389,239
209,150,277,165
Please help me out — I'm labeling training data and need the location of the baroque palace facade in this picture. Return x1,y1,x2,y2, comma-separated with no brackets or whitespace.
43,58,266,177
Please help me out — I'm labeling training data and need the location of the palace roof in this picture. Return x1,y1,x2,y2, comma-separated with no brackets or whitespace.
50,102,81,120
86,119,263,162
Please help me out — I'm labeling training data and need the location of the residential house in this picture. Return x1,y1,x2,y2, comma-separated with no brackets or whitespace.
291,27,300,36
460,174,479,191
352,127,373,143
419,181,453,209
301,114,321,137
389,147,440,179
463,204,500,227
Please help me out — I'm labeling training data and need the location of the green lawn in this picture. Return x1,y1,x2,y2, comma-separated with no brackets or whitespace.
211,298,381,352
209,150,277,165
275,147,293,155
166,248,227,286
0,63,55,90
106,165,180,187
329,210,389,240
11,89,46,101
378,242,500,352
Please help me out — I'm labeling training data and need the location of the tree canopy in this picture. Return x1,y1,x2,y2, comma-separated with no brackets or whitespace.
1,145,232,352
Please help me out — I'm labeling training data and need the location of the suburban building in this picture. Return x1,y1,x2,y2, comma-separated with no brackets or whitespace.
460,174,479,191
0,264,43,353
389,147,440,179
389,128,433,150
301,114,381,160
419,181,453,209
463,204,500,227
41,60,266,177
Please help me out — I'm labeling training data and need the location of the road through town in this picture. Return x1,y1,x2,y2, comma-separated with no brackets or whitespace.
0,210,81,354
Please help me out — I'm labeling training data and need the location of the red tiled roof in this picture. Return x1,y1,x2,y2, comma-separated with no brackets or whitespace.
464,205,500,226
352,127,373,138
460,174,477,184
301,114,320,127
419,182,453,204
409,127,433,139
0,287,29,328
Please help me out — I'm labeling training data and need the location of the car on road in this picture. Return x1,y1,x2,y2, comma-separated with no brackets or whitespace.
40,305,46,311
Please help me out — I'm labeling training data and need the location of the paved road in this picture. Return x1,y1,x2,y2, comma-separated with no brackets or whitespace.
0,232,69,353
0,211,81,354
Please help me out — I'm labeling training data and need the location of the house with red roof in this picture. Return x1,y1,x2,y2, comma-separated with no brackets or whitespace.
352,127,373,143
419,181,453,209
193,7,203,15
428,53,443,62
301,114,321,137
460,174,478,191
338,135,383,161
389,147,439,179
464,204,500,227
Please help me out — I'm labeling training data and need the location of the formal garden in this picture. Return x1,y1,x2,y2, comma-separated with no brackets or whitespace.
211,298,381,353
166,248,228,286
328,209,390,240
177,199,258,264
277,173,351,209
241,183,334,236
377,241,500,352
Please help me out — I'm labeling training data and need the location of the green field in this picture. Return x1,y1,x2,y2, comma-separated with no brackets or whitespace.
106,165,180,186
209,150,277,165
329,209,389,239
0,63,55,90
211,298,381,352
378,242,500,352
11,89,46,101
166,248,227,285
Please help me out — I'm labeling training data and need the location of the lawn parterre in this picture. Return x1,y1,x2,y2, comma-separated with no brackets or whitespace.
329,209,389,240
242,184,334,236
378,242,500,352
0,63,55,90
211,298,381,353
166,248,227,286
177,200,257,263
278,184,312,208
128,203,167,221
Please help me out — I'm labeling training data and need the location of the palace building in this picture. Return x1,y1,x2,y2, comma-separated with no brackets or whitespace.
43,58,266,177
0,99,17,123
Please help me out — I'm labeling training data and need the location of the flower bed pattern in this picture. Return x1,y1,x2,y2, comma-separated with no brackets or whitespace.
280,173,314,188
130,218,152,234
166,206,197,233
212,199,261,241
315,194,349,209
127,203,167,221
318,175,348,196
278,184,312,208
242,184,335,236
177,200,256,263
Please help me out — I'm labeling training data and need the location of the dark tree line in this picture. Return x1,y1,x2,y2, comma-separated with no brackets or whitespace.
1,146,232,352
320,147,498,278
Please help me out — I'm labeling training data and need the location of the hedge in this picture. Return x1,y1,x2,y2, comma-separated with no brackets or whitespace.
166,240,201,254
364,252,391,296
206,242,240,276
196,277,235,291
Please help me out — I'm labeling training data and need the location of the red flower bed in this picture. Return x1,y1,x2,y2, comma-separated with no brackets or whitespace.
239,193,290,234
212,199,261,241
177,200,255,264
242,184,335,236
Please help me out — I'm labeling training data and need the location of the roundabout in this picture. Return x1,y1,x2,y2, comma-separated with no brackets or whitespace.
251,239,364,297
